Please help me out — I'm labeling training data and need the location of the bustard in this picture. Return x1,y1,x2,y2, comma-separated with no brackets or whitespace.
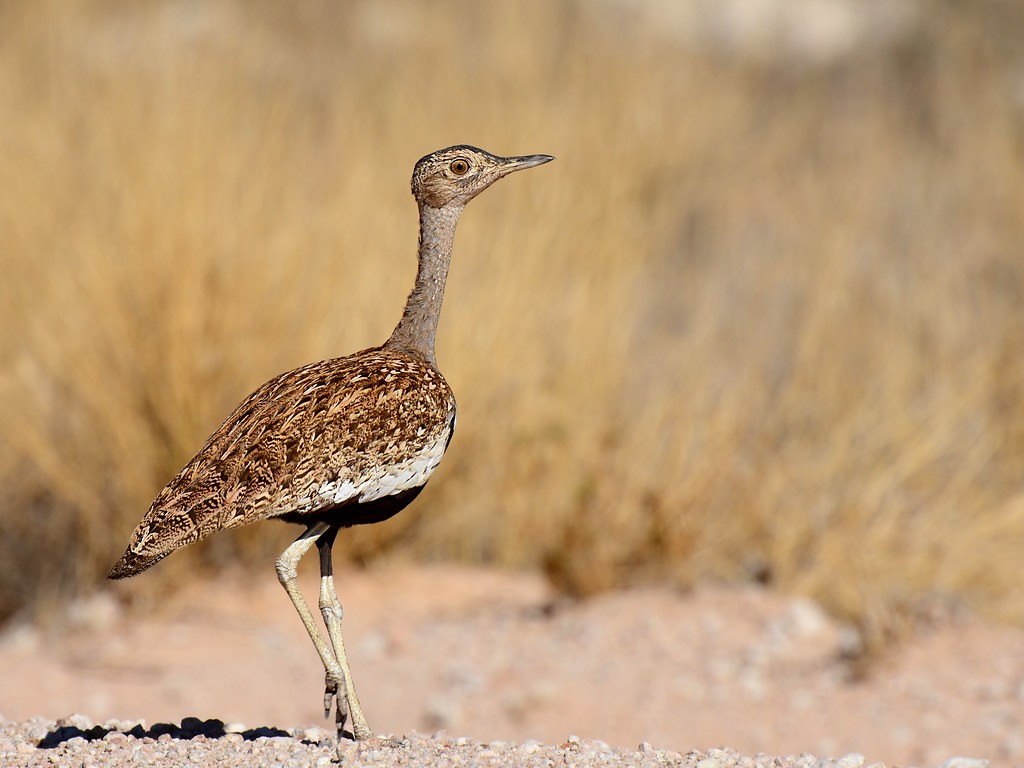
108,145,553,748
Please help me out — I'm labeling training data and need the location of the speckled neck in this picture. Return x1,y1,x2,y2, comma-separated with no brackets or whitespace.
384,203,464,366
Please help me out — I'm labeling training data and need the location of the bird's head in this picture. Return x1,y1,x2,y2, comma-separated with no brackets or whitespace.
411,145,554,209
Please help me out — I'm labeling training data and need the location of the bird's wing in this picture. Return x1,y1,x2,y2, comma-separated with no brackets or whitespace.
108,349,455,578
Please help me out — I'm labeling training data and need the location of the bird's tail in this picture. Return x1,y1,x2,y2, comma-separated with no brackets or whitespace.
106,503,212,579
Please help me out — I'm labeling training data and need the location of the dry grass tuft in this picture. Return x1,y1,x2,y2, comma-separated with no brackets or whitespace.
2,0,1024,650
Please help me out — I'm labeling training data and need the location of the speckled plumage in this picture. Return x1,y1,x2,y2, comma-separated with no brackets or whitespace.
108,349,455,578
107,145,553,750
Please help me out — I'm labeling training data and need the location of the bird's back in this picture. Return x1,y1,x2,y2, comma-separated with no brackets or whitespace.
108,347,455,578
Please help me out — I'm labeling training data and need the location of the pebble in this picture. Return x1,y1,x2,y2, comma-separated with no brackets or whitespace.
522,739,544,753
939,759,989,768
25,721,51,741
57,714,93,730
301,726,329,743
835,753,865,768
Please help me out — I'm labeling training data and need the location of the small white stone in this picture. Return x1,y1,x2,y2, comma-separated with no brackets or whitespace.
59,714,93,730
939,758,989,768
301,727,329,743
835,753,865,768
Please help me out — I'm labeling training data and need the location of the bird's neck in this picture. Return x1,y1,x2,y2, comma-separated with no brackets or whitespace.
384,203,464,366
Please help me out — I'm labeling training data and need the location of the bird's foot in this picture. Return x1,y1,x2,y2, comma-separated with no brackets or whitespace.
324,672,349,729
333,731,405,760
333,706,396,746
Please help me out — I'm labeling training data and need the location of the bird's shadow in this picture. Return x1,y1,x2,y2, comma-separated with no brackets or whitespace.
37,717,307,749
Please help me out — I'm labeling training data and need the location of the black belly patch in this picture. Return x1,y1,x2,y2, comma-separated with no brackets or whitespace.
277,484,426,529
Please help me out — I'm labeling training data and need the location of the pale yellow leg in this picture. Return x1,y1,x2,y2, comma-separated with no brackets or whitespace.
319,573,373,740
274,524,350,735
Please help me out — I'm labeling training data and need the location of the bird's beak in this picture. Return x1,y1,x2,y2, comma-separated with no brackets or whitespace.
500,154,555,173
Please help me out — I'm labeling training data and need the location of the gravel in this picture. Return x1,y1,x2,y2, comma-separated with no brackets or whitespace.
0,716,895,768
2,567,1017,765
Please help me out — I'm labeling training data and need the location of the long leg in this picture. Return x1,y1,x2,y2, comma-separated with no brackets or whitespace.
275,523,350,732
317,527,373,741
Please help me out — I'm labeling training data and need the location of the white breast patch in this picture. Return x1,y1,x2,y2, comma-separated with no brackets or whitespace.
313,424,452,508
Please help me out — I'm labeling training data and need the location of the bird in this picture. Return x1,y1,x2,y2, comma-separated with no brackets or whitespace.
108,145,554,749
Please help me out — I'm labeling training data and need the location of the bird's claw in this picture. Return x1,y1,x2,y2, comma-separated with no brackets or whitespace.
324,673,349,731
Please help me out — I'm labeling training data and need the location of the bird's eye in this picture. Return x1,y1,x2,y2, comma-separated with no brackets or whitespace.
449,159,470,175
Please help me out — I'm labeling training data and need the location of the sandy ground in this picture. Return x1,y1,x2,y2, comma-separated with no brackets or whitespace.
0,564,1022,767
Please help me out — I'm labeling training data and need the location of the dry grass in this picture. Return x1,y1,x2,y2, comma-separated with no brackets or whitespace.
2,0,1024,650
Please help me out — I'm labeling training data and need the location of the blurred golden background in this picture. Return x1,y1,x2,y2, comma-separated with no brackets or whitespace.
1,0,1023,652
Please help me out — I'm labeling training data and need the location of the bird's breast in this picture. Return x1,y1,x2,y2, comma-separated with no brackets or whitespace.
315,409,455,506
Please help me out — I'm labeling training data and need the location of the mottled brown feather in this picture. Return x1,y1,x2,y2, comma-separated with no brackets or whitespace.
108,348,455,578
